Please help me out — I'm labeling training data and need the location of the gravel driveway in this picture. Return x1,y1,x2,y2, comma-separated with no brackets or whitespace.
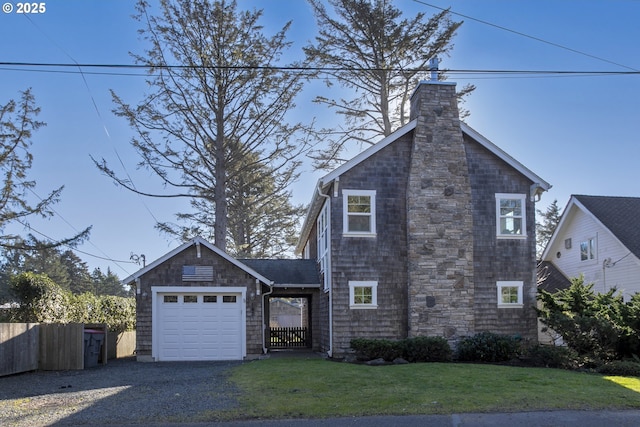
0,357,243,426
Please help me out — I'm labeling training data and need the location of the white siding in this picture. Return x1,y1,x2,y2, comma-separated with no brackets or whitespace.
544,205,640,300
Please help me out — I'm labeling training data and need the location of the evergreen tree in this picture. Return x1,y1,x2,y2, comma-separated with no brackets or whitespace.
304,0,474,169
536,199,562,258
94,0,309,255
0,89,90,250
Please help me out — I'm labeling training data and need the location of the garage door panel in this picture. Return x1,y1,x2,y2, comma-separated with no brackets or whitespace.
156,291,244,361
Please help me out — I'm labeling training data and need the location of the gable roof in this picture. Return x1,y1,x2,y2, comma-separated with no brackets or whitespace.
573,195,640,259
537,260,571,293
295,119,552,254
239,259,320,288
121,236,273,285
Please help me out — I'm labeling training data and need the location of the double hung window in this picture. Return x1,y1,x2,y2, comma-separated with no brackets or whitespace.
343,190,376,236
496,194,526,238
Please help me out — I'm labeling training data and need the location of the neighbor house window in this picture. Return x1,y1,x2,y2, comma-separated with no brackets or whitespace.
580,237,596,261
317,201,331,291
496,194,526,238
343,189,376,236
349,281,378,309
497,281,523,308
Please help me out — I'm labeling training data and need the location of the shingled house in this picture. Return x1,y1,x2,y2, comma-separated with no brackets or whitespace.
124,78,551,361
296,78,551,357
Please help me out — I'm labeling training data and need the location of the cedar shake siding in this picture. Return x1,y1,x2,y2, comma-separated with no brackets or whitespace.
134,243,264,359
329,132,412,355
464,134,539,341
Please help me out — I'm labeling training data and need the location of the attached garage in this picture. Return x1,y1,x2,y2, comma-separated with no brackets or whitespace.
124,237,274,362
152,287,246,361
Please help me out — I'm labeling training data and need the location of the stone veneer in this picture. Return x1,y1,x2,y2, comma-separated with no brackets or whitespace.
406,81,475,340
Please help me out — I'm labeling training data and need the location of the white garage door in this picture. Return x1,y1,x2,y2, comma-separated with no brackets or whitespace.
154,288,245,361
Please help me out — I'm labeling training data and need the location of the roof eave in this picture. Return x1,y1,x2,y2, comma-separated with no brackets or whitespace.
121,236,273,286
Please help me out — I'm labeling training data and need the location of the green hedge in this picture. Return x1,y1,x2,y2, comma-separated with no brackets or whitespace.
350,336,452,362
9,272,135,332
456,332,521,363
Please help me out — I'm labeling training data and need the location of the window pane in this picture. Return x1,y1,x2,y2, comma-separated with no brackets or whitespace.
223,295,237,303
500,217,522,235
589,238,596,259
203,295,217,303
580,241,589,261
500,199,521,216
348,215,371,232
501,287,519,304
163,295,178,303
183,295,197,303
354,286,372,304
348,195,371,213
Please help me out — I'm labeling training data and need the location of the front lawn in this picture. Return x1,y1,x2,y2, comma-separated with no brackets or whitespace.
222,358,640,420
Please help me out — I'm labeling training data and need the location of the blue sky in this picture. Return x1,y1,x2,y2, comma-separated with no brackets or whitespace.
1,0,639,277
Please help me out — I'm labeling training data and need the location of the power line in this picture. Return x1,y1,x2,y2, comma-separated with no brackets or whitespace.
0,61,637,77
412,0,640,72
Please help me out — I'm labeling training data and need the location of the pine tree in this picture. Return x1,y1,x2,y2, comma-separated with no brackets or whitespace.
304,0,474,169
536,199,562,258
94,0,309,255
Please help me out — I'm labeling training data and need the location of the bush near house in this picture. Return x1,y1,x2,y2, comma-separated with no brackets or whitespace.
538,275,640,365
350,336,452,362
8,272,135,332
456,332,521,363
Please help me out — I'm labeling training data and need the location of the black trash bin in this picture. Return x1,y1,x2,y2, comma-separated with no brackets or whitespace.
84,329,105,368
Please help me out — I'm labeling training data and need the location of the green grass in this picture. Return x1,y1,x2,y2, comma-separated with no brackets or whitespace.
219,358,640,420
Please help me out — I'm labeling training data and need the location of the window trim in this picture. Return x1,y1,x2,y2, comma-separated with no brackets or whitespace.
497,281,524,308
349,281,378,309
317,200,331,292
342,189,377,237
495,193,527,239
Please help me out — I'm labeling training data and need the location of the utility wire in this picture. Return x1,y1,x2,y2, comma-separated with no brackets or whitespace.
413,0,640,72
1,61,639,75
13,15,161,274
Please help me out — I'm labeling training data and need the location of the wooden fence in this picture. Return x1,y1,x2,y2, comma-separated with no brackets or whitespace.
0,323,133,376
39,323,87,371
269,327,309,348
0,323,39,377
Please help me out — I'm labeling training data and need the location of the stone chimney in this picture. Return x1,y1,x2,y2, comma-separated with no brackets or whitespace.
406,80,475,341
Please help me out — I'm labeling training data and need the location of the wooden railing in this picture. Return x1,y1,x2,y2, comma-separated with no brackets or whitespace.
269,327,309,348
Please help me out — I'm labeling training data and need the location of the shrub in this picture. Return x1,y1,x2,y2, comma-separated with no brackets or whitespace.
10,273,71,323
402,336,452,362
457,332,521,363
8,272,135,332
350,337,452,363
524,344,578,369
597,360,640,377
350,338,402,361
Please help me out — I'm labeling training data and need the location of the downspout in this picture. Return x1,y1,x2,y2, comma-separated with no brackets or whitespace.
317,181,333,358
261,281,274,355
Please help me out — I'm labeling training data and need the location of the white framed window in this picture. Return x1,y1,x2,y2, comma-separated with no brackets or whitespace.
496,194,526,238
349,281,378,309
497,281,523,308
317,200,331,291
580,237,596,261
343,189,376,236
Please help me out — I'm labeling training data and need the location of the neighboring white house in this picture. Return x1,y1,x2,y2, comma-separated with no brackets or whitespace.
541,195,640,301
